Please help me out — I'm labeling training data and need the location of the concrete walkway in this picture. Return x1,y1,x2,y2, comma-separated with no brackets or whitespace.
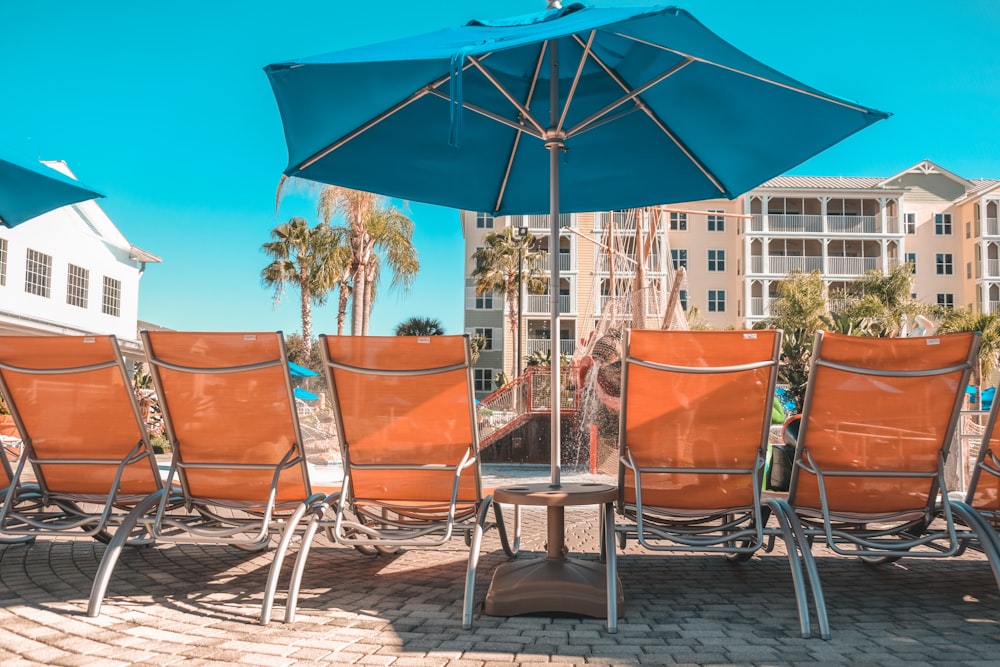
2,481,1000,665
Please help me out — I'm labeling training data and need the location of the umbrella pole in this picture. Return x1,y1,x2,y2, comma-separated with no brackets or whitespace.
548,34,562,489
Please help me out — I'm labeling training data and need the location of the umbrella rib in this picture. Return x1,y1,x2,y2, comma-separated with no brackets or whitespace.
496,44,547,212
296,59,484,172
565,46,727,196
423,88,543,139
617,32,879,114
557,30,596,134
467,55,546,136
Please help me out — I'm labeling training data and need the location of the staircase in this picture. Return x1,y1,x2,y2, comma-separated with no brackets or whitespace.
477,366,579,448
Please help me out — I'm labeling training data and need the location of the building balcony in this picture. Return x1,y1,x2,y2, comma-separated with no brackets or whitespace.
508,213,573,233
749,214,899,235
748,255,883,276
524,338,576,358
524,293,575,315
748,297,778,318
989,301,1000,315
985,218,999,237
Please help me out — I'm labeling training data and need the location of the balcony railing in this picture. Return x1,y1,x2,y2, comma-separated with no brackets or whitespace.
990,301,1000,315
749,214,898,235
523,338,577,358
749,255,824,274
989,259,1000,277
509,213,573,232
986,218,999,237
592,211,635,232
827,256,880,275
524,293,574,314
748,297,778,318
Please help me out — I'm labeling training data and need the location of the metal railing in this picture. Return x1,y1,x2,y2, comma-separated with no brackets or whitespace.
524,293,574,314
524,338,576,357
477,366,579,446
827,256,880,275
749,214,896,235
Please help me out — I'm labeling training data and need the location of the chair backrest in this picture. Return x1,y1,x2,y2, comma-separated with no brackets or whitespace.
618,329,782,511
0,335,161,497
789,331,979,515
320,334,482,504
967,397,1000,515
141,331,310,505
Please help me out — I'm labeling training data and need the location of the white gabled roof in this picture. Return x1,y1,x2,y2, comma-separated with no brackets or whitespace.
878,159,973,190
758,175,889,191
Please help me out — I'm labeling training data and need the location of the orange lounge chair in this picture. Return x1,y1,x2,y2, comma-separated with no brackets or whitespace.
88,331,339,623
610,329,786,633
283,334,517,629
949,395,1000,583
766,331,984,639
0,335,162,549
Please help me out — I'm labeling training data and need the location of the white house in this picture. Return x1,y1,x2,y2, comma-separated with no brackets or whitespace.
0,160,160,360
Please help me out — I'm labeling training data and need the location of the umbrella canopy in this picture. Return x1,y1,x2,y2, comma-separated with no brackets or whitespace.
288,361,319,378
294,387,319,401
265,2,888,485
0,157,104,228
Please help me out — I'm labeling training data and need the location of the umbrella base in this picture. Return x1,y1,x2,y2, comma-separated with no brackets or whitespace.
483,557,622,619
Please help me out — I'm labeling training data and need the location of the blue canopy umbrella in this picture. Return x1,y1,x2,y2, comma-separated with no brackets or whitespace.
294,387,319,401
265,1,888,620
288,361,319,378
0,156,104,228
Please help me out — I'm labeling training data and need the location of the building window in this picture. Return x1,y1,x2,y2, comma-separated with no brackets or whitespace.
904,213,916,235
671,249,687,270
472,327,495,350
24,248,52,297
966,221,972,239
905,252,917,274
476,212,494,229
66,264,89,308
473,368,497,393
708,289,725,312
935,253,953,275
967,262,973,279
708,249,725,272
102,276,122,316
475,290,494,310
707,210,725,232
0,238,6,286
669,212,687,231
937,293,954,309
679,289,688,310
934,213,952,235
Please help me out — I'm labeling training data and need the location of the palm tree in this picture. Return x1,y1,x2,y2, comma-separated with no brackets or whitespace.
937,308,1000,390
836,263,927,337
471,226,547,377
394,316,445,336
261,217,347,353
318,186,418,335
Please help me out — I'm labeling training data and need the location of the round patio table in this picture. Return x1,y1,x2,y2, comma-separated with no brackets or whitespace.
483,482,622,631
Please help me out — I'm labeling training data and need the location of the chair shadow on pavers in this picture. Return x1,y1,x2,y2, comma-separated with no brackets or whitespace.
87,330,341,623
0,335,165,554
609,329,800,632
765,330,1000,639
282,334,520,629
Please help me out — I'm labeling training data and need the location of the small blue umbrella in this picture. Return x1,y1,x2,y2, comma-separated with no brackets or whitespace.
294,387,319,401
288,361,318,378
265,1,888,489
0,156,104,228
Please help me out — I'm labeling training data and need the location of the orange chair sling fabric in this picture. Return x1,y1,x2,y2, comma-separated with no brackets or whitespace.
620,329,780,511
0,335,160,499
322,335,481,506
790,332,978,516
142,331,309,507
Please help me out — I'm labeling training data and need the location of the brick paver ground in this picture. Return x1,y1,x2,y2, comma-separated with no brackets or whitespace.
2,481,1000,666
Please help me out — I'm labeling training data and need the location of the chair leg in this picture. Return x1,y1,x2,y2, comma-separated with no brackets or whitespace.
87,492,162,617
283,498,333,624
765,497,830,639
950,501,1000,593
605,501,618,633
463,497,493,630
492,498,520,558
260,499,314,625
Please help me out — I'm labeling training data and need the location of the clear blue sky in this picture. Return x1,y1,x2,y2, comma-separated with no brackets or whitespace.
3,1,999,336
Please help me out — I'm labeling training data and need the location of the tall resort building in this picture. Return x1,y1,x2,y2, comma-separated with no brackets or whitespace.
0,161,160,360
462,159,1000,400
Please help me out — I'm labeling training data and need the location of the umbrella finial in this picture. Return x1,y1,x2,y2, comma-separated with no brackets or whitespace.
547,1,562,9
